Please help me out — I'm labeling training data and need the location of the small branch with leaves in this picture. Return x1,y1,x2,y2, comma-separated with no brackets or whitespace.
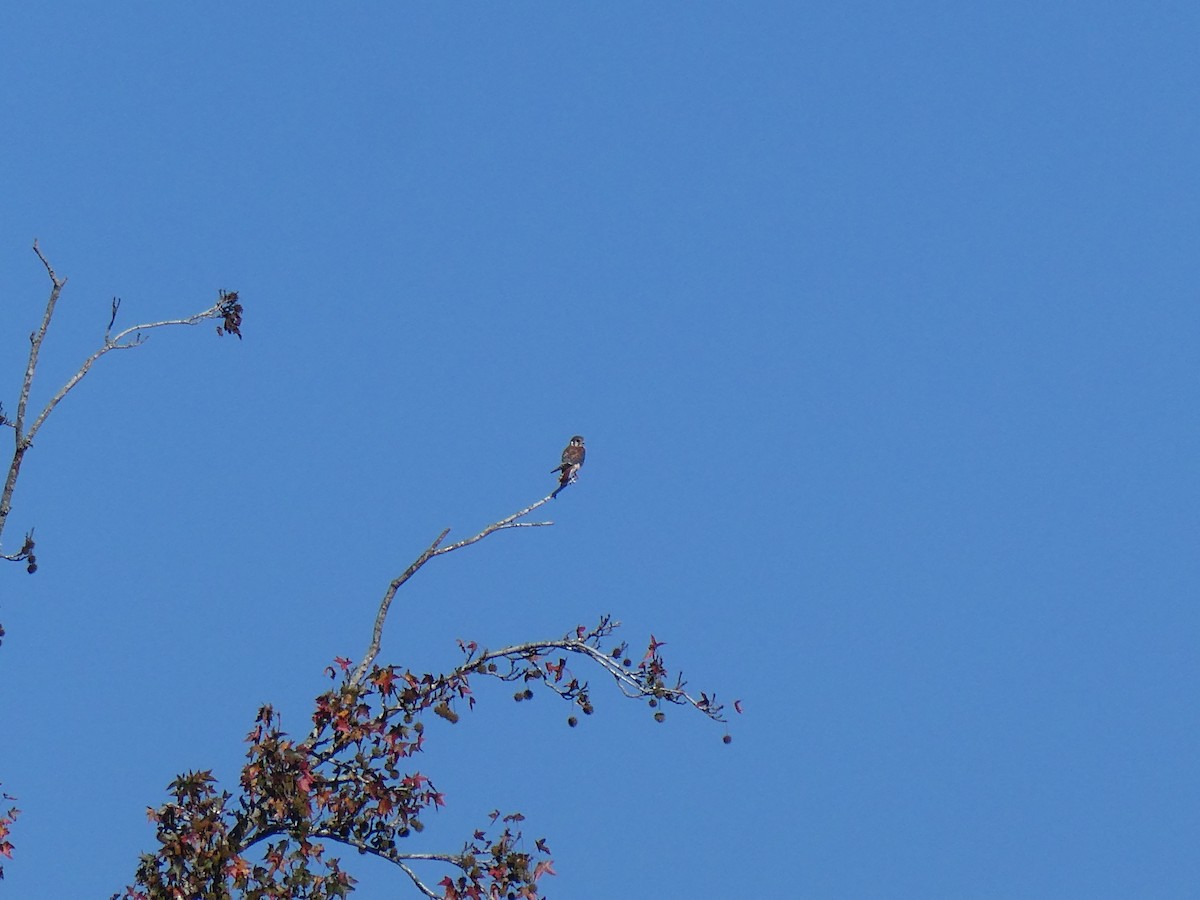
0,784,18,880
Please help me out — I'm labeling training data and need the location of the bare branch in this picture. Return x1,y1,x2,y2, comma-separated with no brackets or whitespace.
430,495,555,557
0,242,66,546
22,300,228,449
20,241,67,436
350,494,556,684
1,240,240,558
304,827,459,898
349,528,449,685
230,823,286,857
397,861,442,899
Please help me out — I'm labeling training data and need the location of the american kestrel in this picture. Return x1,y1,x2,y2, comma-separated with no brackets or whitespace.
550,435,585,498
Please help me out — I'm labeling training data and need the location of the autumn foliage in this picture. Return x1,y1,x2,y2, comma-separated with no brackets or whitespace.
118,618,728,899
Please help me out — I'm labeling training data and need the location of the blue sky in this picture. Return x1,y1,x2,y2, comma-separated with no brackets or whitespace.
2,3,1198,897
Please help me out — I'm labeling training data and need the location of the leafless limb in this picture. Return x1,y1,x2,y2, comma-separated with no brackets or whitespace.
350,495,556,684
305,827,460,898
0,241,239,559
387,850,473,900
22,302,230,449
396,861,442,899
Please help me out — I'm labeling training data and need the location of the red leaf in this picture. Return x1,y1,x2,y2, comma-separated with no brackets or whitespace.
333,656,353,672
644,634,666,661
734,699,744,714
372,669,396,695
533,859,557,881
224,855,251,879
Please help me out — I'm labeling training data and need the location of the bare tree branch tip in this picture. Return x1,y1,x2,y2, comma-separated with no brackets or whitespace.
31,239,64,286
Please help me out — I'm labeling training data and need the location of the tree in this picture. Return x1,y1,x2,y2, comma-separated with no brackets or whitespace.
3,244,731,898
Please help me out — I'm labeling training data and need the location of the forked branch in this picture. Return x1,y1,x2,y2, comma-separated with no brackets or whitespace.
351,494,555,683
0,240,241,558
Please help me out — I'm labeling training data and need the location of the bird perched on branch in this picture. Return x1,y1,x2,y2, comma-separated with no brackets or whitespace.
551,435,585,498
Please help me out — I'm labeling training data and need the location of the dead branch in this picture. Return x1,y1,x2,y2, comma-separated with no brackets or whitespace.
350,494,555,684
0,241,240,559
397,861,442,899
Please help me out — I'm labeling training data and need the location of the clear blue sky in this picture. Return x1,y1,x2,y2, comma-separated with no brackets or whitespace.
2,3,1198,898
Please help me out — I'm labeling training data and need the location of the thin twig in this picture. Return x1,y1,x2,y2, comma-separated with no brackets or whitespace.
390,852,464,864
20,241,66,436
350,495,555,685
349,529,449,685
430,495,555,557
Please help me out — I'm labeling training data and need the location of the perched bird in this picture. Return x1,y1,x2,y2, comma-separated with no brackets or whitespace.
551,435,586,498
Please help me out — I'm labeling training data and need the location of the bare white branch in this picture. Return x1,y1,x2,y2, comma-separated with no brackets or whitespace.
430,495,555,557
350,494,556,684
1,240,236,556
302,827,461,898
22,298,229,449
397,861,441,899
0,242,66,548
